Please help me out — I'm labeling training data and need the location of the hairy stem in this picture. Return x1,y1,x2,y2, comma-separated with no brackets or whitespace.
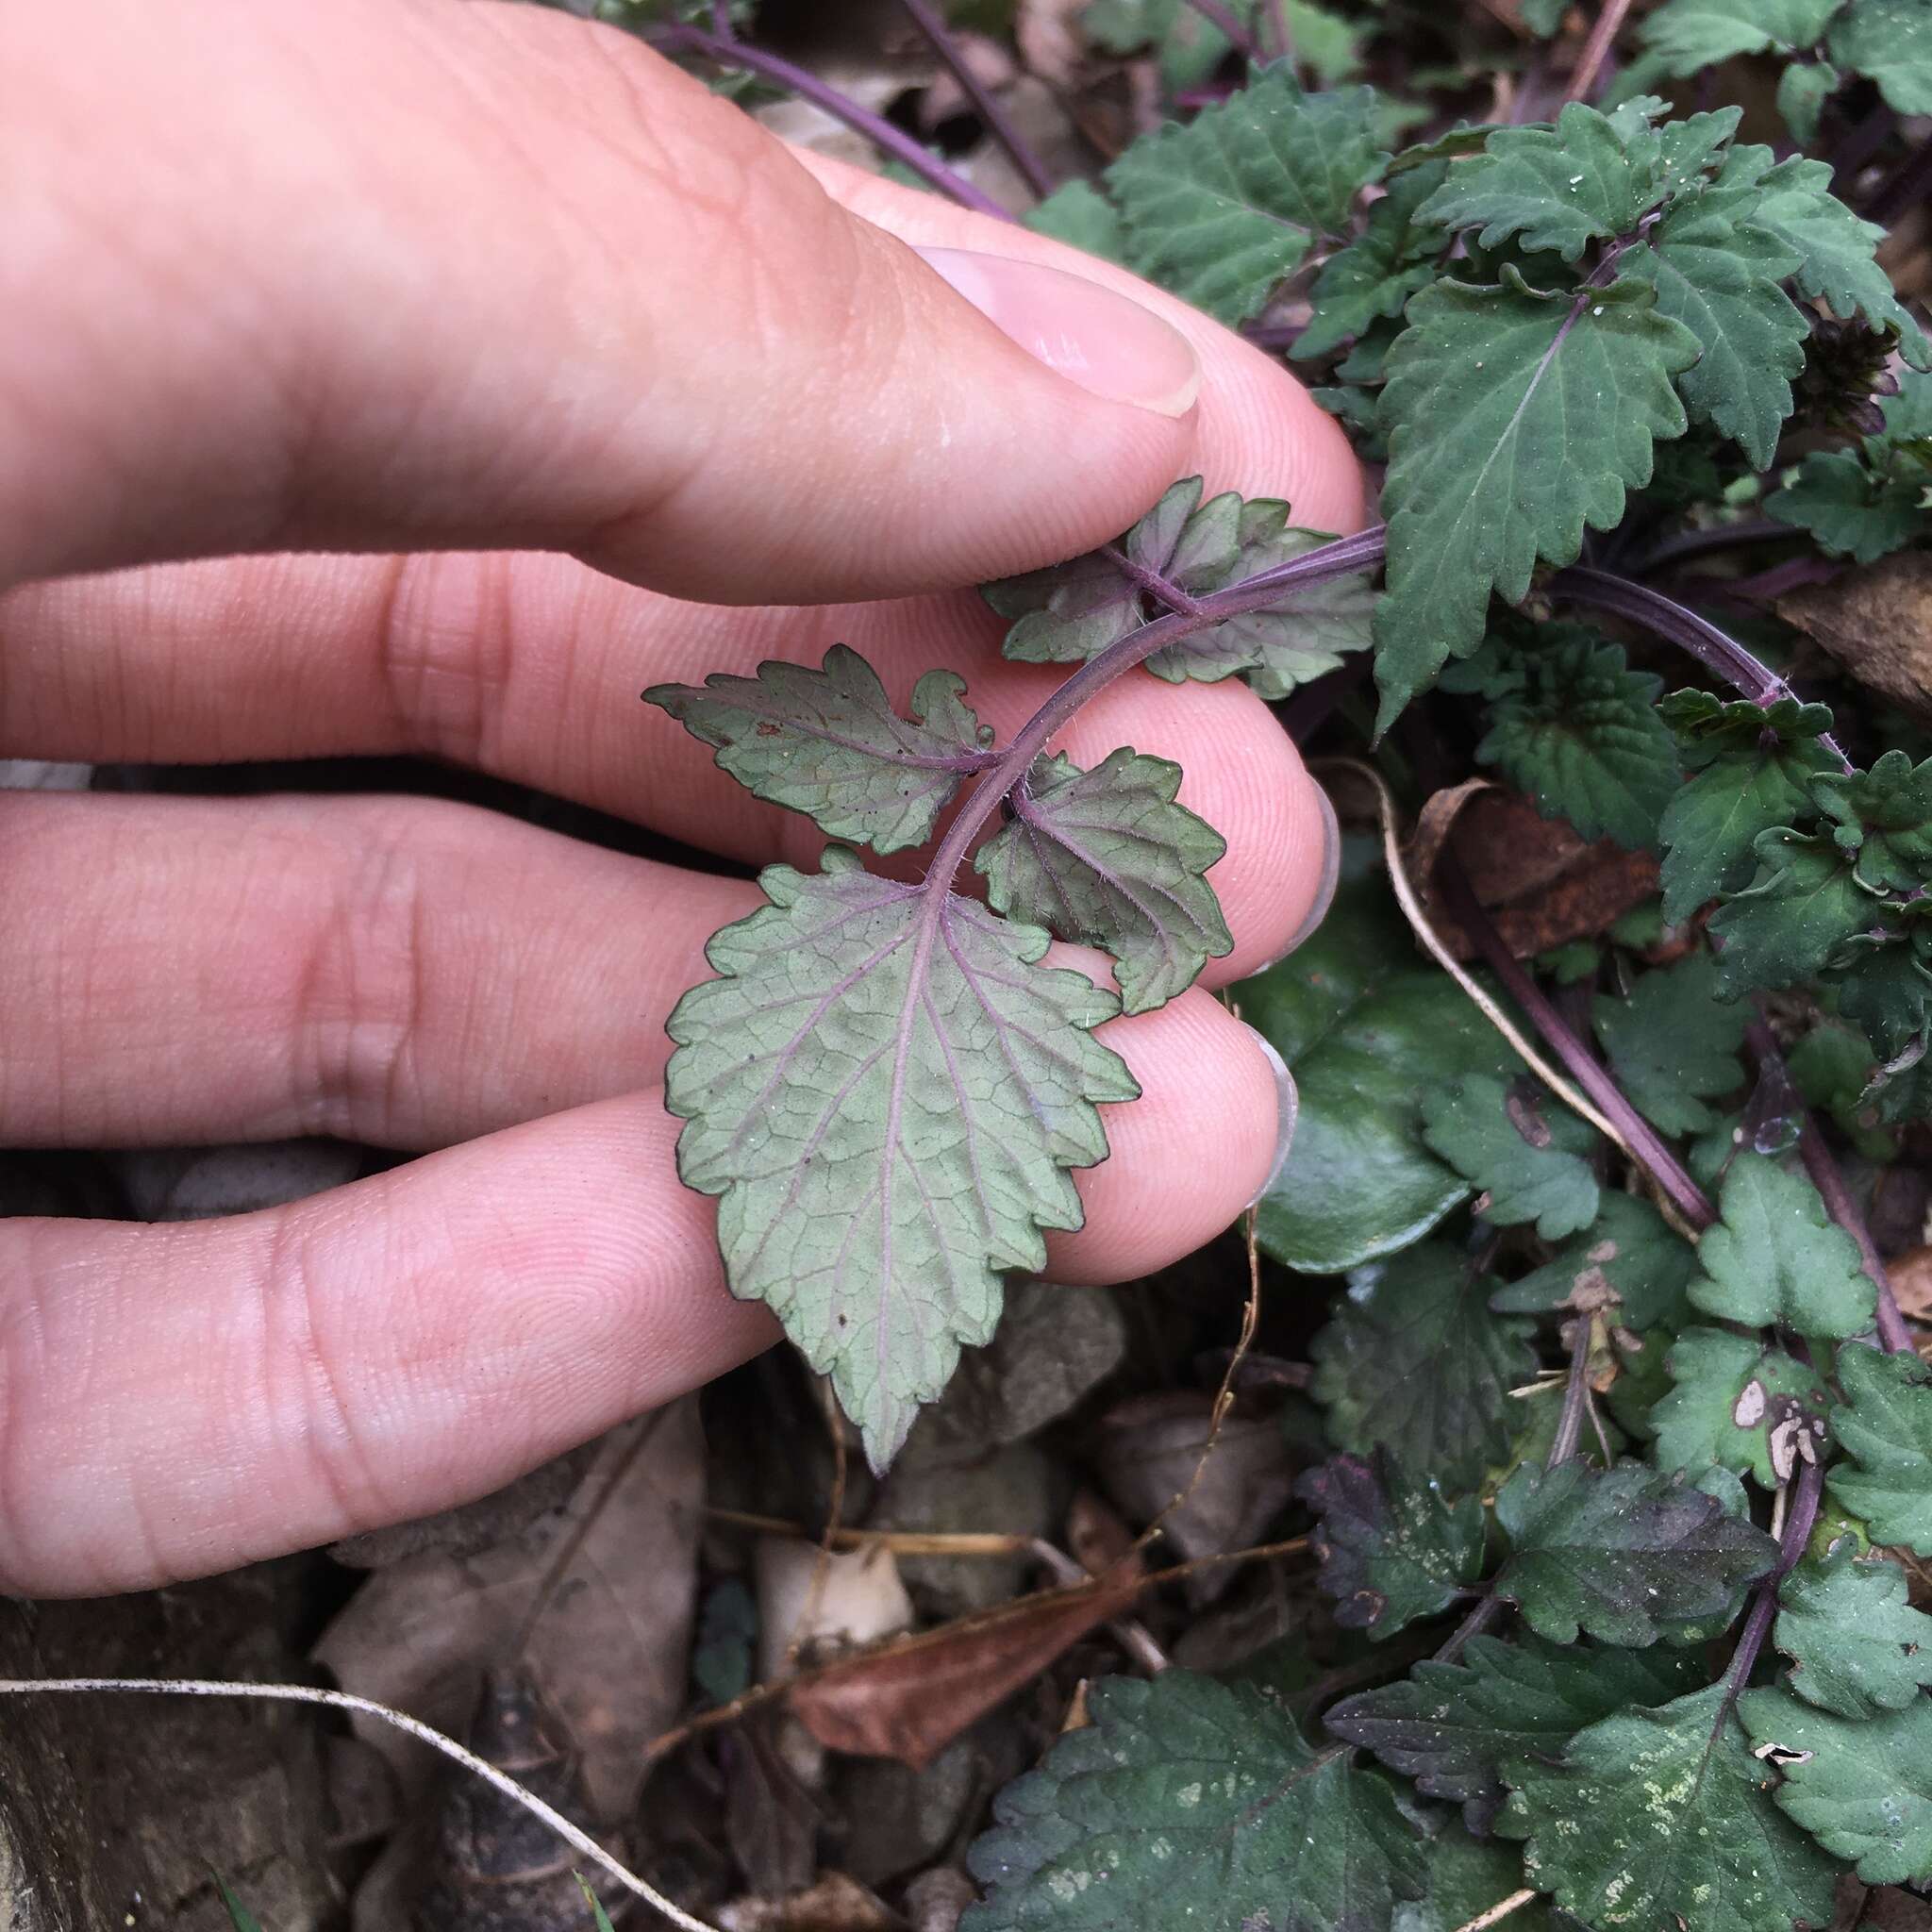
646,24,1012,220
895,0,1058,198
1717,1457,1823,1724
1565,0,1633,102
1744,1013,1916,1354
1432,854,1719,1232
926,525,1389,888
1550,566,1856,774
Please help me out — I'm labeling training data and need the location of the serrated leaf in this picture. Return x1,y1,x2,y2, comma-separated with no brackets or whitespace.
1490,1191,1700,1329
1829,0,1932,112
1652,1327,1832,1488
1657,691,1839,924
1777,58,1840,141
1081,0,1242,87
1396,1827,1555,1932
1774,1543,1932,1717
1739,1688,1932,1885
1023,179,1127,263
1491,1457,1778,1644
1310,1242,1539,1491
1638,0,1845,70
1767,449,1931,561
1690,1150,1878,1337
1293,162,1449,362
645,645,993,856
1107,68,1387,325
1830,927,1932,1062
1298,1453,1488,1640
664,850,1138,1468
1502,1683,1841,1932
1244,867,1526,1272
1815,747,1932,895
1746,152,1932,368
1416,103,1669,264
1374,274,1700,727
974,748,1231,1015
1592,954,1748,1134
1708,828,1868,998
1422,1074,1603,1240
1827,1343,1932,1554
961,1670,1427,1932
1329,1635,1705,1830
1474,627,1681,850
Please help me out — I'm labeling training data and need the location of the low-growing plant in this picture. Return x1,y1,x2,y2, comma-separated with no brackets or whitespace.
627,3,1932,1925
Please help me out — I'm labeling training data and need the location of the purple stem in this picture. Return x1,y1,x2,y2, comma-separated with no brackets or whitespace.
895,0,1058,200
1101,543,1207,618
1261,0,1293,61
1744,1014,1916,1355
1181,0,1261,58
1632,518,1793,576
1717,1457,1823,1724
646,25,1012,221
1433,855,1719,1233
1240,321,1307,352
1549,566,1856,775
925,527,1389,888
1722,556,1844,604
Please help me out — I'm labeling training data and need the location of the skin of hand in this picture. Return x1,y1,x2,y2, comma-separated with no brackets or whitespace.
0,0,1361,1596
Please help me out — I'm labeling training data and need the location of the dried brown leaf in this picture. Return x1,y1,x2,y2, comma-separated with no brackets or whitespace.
1781,552,1932,724
716,1871,902,1932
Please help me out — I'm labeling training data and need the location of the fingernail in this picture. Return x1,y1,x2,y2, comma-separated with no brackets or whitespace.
1257,778,1341,974
915,245,1201,418
1243,1026,1299,1209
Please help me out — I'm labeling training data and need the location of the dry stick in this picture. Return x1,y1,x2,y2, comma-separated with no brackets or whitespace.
1743,1014,1916,1355
1453,1890,1541,1932
895,0,1058,199
1717,1457,1824,1724
1564,0,1634,101
706,1507,1038,1557
0,1677,721,1932
783,1377,853,1674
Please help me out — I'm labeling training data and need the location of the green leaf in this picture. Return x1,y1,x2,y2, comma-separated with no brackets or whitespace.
1776,58,1840,141
1774,1543,1932,1717
217,1879,263,1932
1829,0,1932,112
1491,1457,1779,1644
576,1875,619,1932
1638,0,1845,70
1396,1827,1552,1932
644,645,992,856
1310,1242,1539,1491
1474,628,1682,850
1298,1453,1488,1639
1656,691,1839,924
1626,160,1808,471
1689,1150,1878,1338
663,850,1138,1468
962,1671,1428,1932
1746,152,1932,368
1329,1635,1706,1829
974,748,1232,1015
1651,1327,1832,1488
1767,449,1931,561
1374,274,1700,727
1592,955,1748,1134
1415,104,1670,264
1023,179,1127,263
1292,162,1448,362
1739,1688,1932,1886
1502,1683,1841,1932
1828,1343,1932,1554
1106,69,1386,325
1815,749,1932,894
1081,0,1242,87
1707,828,1867,998
1243,865,1526,1272
1490,1191,1700,1329
1421,1074,1603,1240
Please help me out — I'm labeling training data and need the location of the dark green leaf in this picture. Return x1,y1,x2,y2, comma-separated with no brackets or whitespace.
1299,1453,1488,1639
1592,954,1748,1133
1490,1191,1700,1329
1739,1688,1932,1885
1828,1343,1932,1554
664,851,1138,1467
962,1671,1427,1932
1707,828,1867,998
1638,0,1845,72
217,1879,264,1932
1651,1327,1832,1488
1023,180,1127,262
974,748,1231,1015
1107,69,1386,325
1828,0,1932,112
645,645,992,856
1374,274,1700,727
1690,1150,1878,1338
1776,58,1840,141
1244,866,1525,1272
1421,1074,1603,1240
1395,1827,1552,1932
1502,1683,1841,1932
1491,1457,1778,1643
1310,1242,1539,1491
1328,1635,1705,1829
1293,163,1449,362
1774,1542,1932,1717
576,1875,619,1932
1766,449,1930,562
1815,748,1932,893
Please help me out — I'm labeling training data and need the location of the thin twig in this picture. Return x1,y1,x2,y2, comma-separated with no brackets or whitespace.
895,0,1057,198
1632,518,1792,576
704,1507,1038,1557
1454,1890,1541,1932
1565,0,1632,99
1716,1457,1824,1726
1261,0,1294,61
0,1678,719,1932
1181,0,1262,58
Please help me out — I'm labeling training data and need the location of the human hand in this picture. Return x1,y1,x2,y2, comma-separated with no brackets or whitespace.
0,0,1360,1594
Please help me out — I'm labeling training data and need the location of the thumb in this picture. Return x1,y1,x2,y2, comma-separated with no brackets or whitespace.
0,0,1200,602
